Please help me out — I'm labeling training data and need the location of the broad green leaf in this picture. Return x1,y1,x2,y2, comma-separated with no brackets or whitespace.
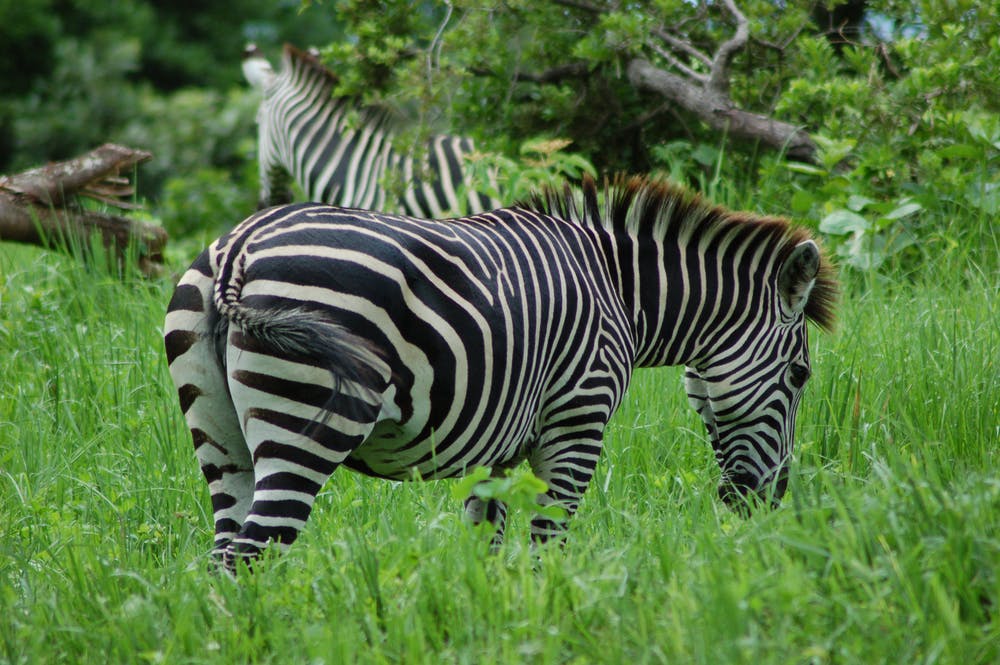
965,181,1000,214
963,110,1000,148
691,144,719,168
820,209,869,235
882,201,922,221
847,194,876,212
450,466,491,500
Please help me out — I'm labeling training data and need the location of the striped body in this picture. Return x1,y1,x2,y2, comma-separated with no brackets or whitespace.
165,175,837,569
246,44,497,216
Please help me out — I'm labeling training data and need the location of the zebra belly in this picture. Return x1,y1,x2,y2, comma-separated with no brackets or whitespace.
340,398,535,481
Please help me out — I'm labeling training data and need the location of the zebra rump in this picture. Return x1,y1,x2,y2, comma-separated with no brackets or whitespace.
213,288,386,426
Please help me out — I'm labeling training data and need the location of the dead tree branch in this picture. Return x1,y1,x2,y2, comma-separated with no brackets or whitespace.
0,144,167,277
631,0,817,162
627,58,815,162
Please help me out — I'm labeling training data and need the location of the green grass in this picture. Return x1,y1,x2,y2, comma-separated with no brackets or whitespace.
1,237,997,664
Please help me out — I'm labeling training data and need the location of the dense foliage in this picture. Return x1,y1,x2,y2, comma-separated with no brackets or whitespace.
0,0,341,240
2,1,996,275
315,0,998,275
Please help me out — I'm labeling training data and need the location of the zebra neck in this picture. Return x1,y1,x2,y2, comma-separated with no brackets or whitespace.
601,224,777,370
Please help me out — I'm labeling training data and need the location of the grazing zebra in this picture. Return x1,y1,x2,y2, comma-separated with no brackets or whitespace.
242,43,498,215
164,174,837,570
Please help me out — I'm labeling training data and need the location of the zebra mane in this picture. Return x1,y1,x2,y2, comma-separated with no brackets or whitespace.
282,44,338,87
522,173,838,331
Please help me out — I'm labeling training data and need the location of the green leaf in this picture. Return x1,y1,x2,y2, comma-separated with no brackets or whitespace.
536,503,569,522
790,190,815,214
963,110,1000,148
965,181,1000,214
882,201,922,221
846,194,876,212
450,466,492,501
784,162,827,176
510,472,549,497
820,209,869,235
813,135,856,170
936,144,983,160
691,144,719,168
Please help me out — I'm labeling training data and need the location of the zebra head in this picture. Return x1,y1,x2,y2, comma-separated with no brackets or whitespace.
684,239,823,512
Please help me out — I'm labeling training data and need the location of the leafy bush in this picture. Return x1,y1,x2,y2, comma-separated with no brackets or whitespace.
310,0,998,278
766,1,999,274
462,137,597,208
120,87,260,240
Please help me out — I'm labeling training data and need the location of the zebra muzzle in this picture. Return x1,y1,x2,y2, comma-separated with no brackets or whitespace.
718,465,789,514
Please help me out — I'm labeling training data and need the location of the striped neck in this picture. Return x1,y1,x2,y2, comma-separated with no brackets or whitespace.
521,174,837,369
266,46,395,203
612,208,784,368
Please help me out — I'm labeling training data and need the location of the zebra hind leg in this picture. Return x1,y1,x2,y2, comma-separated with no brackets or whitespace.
164,257,255,561
222,321,386,572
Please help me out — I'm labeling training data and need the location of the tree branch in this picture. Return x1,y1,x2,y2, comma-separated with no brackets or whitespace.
627,58,816,162
652,27,712,68
0,144,152,208
0,144,167,277
708,0,749,95
471,62,590,85
649,41,709,84
627,0,816,163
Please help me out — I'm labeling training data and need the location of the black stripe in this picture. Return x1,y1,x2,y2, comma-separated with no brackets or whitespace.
256,471,321,496
232,370,331,409
247,408,362,453
164,330,199,365
167,284,204,313
177,383,202,414
252,438,340,475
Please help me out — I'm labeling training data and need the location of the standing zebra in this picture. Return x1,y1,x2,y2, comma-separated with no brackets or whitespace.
242,43,498,215
164,174,837,570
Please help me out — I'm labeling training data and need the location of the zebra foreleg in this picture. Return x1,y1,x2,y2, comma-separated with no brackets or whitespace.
527,437,604,546
463,494,509,551
463,462,528,550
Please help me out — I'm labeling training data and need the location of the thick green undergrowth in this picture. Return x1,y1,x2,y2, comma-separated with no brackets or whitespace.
1,235,996,664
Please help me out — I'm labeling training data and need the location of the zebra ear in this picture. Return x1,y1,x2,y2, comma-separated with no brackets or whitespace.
778,240,820,314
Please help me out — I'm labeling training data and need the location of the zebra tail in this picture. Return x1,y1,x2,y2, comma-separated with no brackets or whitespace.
216,297,386,416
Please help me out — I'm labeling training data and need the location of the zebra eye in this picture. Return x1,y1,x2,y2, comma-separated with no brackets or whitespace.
788,363,810,389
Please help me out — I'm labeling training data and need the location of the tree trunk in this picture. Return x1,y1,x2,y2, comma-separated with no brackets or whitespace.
0,144,167,277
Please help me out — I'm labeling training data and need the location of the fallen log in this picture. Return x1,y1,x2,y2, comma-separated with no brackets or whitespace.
0,144,167,277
